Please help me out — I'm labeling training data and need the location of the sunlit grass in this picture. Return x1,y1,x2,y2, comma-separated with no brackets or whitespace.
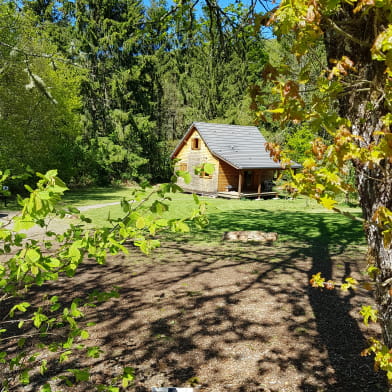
61,186,365,249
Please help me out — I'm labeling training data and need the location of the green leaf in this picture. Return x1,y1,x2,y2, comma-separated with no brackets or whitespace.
13,216,35,232
87,346,103,358
135,216,145,229
67,206,80,214
40,383,52,392
20,369,30,385
155,218,168,227
151,200,169,214
63,337,74,349
68,243,81,262
67,368,90,382
33,310,48,328
360,305,378,326
10,302,31,317
70,301,83,318
59,350,72,363
122,366,135,388
40,359,48,375
203,163,215,175
38,191,51,200
178,170,192,184
47,258,60,268
26,248,41,263
18,338,26,348
175,221,190,233
138,240,149,254
192,193,200,204
80,330,89,339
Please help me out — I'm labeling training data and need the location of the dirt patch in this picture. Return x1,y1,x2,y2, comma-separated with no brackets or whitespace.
1,240,387,391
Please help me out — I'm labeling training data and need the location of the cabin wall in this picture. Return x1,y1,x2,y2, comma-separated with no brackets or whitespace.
218,160,238,192
174,128,219,193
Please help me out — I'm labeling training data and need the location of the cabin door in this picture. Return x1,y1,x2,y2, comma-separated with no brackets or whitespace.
243,171,253,191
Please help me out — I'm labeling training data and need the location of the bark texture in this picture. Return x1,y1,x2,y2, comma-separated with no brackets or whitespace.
322,8,392,346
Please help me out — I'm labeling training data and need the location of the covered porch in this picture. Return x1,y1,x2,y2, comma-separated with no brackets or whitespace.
217,191,278,199
218,168,279,199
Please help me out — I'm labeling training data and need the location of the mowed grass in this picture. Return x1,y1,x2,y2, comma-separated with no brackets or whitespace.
61,186,135,207
61,186,366,250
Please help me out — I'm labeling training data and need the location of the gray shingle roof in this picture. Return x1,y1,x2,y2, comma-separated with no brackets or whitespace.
173,122,301,170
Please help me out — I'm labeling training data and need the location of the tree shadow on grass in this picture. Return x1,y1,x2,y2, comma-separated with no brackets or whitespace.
166,208,365,249
61,187,132,206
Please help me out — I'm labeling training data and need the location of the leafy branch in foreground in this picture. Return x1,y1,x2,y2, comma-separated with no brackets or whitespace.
0,169,206,391
253,0,392,384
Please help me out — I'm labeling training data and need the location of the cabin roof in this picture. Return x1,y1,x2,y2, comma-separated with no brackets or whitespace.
172,122,301,170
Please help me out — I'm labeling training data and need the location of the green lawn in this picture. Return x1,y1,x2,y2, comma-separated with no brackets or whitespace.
61,186,365,250
61,186,136,207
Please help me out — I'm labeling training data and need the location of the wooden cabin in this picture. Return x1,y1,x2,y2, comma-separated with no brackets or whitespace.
171,122,301,199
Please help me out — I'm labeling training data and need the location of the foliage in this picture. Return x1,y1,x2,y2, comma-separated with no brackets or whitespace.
254,0,392,383
0,169,206,390
0,2,83,187
0,0,270,187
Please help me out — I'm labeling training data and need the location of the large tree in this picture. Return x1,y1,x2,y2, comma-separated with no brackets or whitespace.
0,2,82,185
257,0,392,380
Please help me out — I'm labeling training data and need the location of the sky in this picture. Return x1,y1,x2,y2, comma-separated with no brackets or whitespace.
143,0,276,38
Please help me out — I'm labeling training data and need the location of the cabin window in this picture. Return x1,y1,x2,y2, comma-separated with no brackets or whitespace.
191,138,201,150
199,170,212,179
179,163,188,171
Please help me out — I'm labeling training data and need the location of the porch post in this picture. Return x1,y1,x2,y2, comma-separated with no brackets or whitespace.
257,170,262,198
238,170,243,197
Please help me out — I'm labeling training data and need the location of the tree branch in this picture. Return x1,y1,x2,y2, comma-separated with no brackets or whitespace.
325,18,370,48
0,41,86,69
332,206,365,223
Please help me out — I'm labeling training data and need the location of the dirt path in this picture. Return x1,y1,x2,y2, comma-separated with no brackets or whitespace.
77,202,120,211
1,239,386,392
0,202,120,239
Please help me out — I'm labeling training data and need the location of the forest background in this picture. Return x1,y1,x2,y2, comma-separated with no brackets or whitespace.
0,0,320,190
2,0,392,390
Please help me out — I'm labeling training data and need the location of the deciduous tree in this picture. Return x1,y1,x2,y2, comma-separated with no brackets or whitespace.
255,0,392,380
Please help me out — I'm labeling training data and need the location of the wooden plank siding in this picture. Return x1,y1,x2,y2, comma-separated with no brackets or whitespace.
217,160,238,192
174,127,220,193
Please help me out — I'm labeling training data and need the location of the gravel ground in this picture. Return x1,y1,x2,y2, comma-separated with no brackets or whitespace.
0,237,387,392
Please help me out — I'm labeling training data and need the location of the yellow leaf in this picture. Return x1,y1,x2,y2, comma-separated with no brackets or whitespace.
319,196,337,209
266,107,284,113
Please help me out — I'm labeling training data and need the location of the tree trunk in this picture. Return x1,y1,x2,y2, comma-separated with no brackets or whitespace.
322,8,392,346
